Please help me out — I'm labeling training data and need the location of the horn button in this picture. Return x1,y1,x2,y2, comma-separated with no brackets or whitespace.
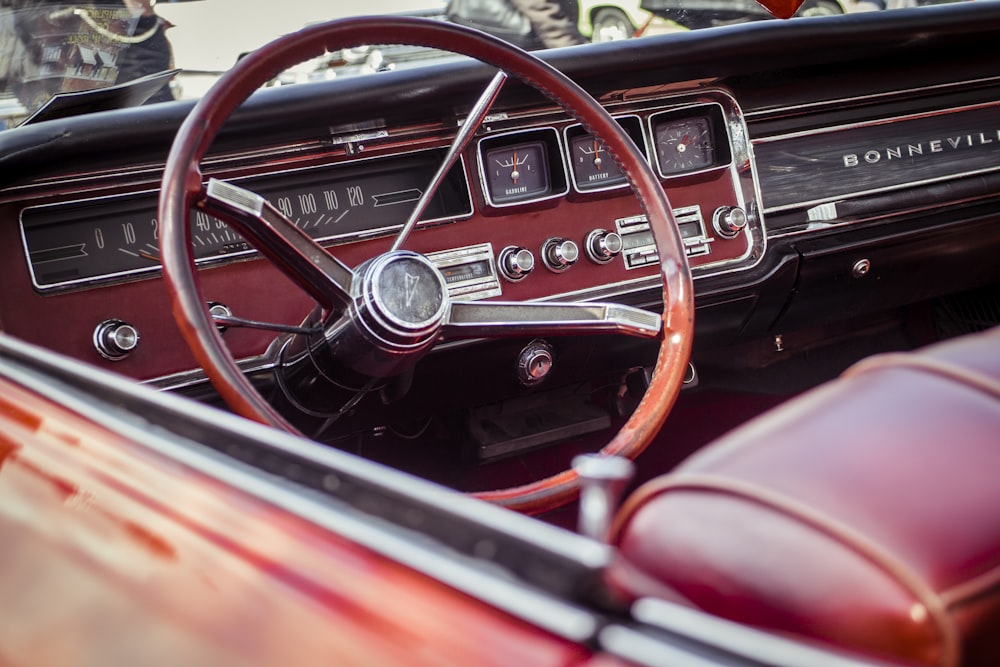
360,251,448,347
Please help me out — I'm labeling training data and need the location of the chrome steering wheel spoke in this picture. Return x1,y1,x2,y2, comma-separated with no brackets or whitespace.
390,71,508,252
442,300,662,340
202,178,354,311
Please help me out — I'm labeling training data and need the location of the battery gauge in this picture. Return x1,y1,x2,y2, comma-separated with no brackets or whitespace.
569,135,627,190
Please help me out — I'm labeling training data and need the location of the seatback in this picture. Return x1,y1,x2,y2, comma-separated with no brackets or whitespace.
611,326,1000,667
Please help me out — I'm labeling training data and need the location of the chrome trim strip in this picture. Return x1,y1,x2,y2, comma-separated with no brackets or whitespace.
766,186,1000,241
600,625,728,667
743,76,1000,122
754,100,1000,215
628,598,888,667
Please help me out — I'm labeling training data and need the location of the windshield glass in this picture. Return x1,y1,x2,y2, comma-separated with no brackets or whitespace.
0,0,956,128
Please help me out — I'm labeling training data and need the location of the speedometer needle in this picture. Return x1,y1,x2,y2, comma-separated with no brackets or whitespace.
139,249,161,262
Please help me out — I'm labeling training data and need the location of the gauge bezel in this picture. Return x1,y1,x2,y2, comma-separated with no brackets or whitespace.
563,115,648,194
648,102,733,180
20,147,473,293
477,127,569,208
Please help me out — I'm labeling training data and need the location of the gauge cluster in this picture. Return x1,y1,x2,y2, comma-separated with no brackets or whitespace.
19,93,760,300
477,101,737,207
472,95,759,277
21,149,472,291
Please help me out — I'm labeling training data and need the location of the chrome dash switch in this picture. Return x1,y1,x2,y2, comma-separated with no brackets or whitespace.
585,229,624,264
93,319,139,360
712,205,748,238
498,245,535,282
542,237,579,272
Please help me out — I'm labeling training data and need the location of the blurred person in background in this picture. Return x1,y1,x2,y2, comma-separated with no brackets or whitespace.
114,0,175,103
446,0,585,50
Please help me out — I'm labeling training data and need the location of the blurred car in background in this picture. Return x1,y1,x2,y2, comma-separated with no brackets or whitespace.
577,0,655,41
639,0,848,29
452,0,866,48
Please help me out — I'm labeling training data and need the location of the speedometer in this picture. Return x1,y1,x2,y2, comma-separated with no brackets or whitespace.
21,150,472,292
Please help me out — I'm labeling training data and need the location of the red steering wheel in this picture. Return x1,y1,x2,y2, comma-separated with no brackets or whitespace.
159,16,693,514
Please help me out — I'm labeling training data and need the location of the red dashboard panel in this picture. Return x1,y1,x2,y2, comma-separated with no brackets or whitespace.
1,90,760,385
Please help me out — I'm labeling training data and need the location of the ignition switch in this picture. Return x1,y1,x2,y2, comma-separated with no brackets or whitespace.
516,339,554,386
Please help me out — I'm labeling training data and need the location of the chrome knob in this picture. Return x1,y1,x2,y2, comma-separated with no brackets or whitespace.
542,237,579,272
208,302,233,330
93,319,139,360
713,205,748,238
498,246,535,282
585,229,624,264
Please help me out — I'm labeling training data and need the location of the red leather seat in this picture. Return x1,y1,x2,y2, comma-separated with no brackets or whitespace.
611,326,1000,667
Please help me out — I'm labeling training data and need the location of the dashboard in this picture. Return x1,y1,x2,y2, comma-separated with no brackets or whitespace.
8,88,761,389
19,92,756,298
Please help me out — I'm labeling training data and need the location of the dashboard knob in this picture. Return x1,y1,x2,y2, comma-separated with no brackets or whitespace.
542,237,579,272
713,205,748,238
208,302,233,331
93,319,139,360
498,246,535,282
585,229,624,264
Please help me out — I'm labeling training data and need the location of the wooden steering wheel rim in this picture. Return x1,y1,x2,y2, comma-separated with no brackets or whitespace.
159,16,693,514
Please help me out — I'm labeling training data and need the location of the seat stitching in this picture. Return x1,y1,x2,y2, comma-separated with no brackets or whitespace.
843,353,1000,401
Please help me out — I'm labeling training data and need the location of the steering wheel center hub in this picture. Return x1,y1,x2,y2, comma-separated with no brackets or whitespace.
361,251,448,345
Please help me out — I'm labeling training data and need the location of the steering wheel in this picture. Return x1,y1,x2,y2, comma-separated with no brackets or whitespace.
159,16,693,514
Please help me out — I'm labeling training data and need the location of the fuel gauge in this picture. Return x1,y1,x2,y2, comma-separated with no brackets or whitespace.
483,141,550,205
